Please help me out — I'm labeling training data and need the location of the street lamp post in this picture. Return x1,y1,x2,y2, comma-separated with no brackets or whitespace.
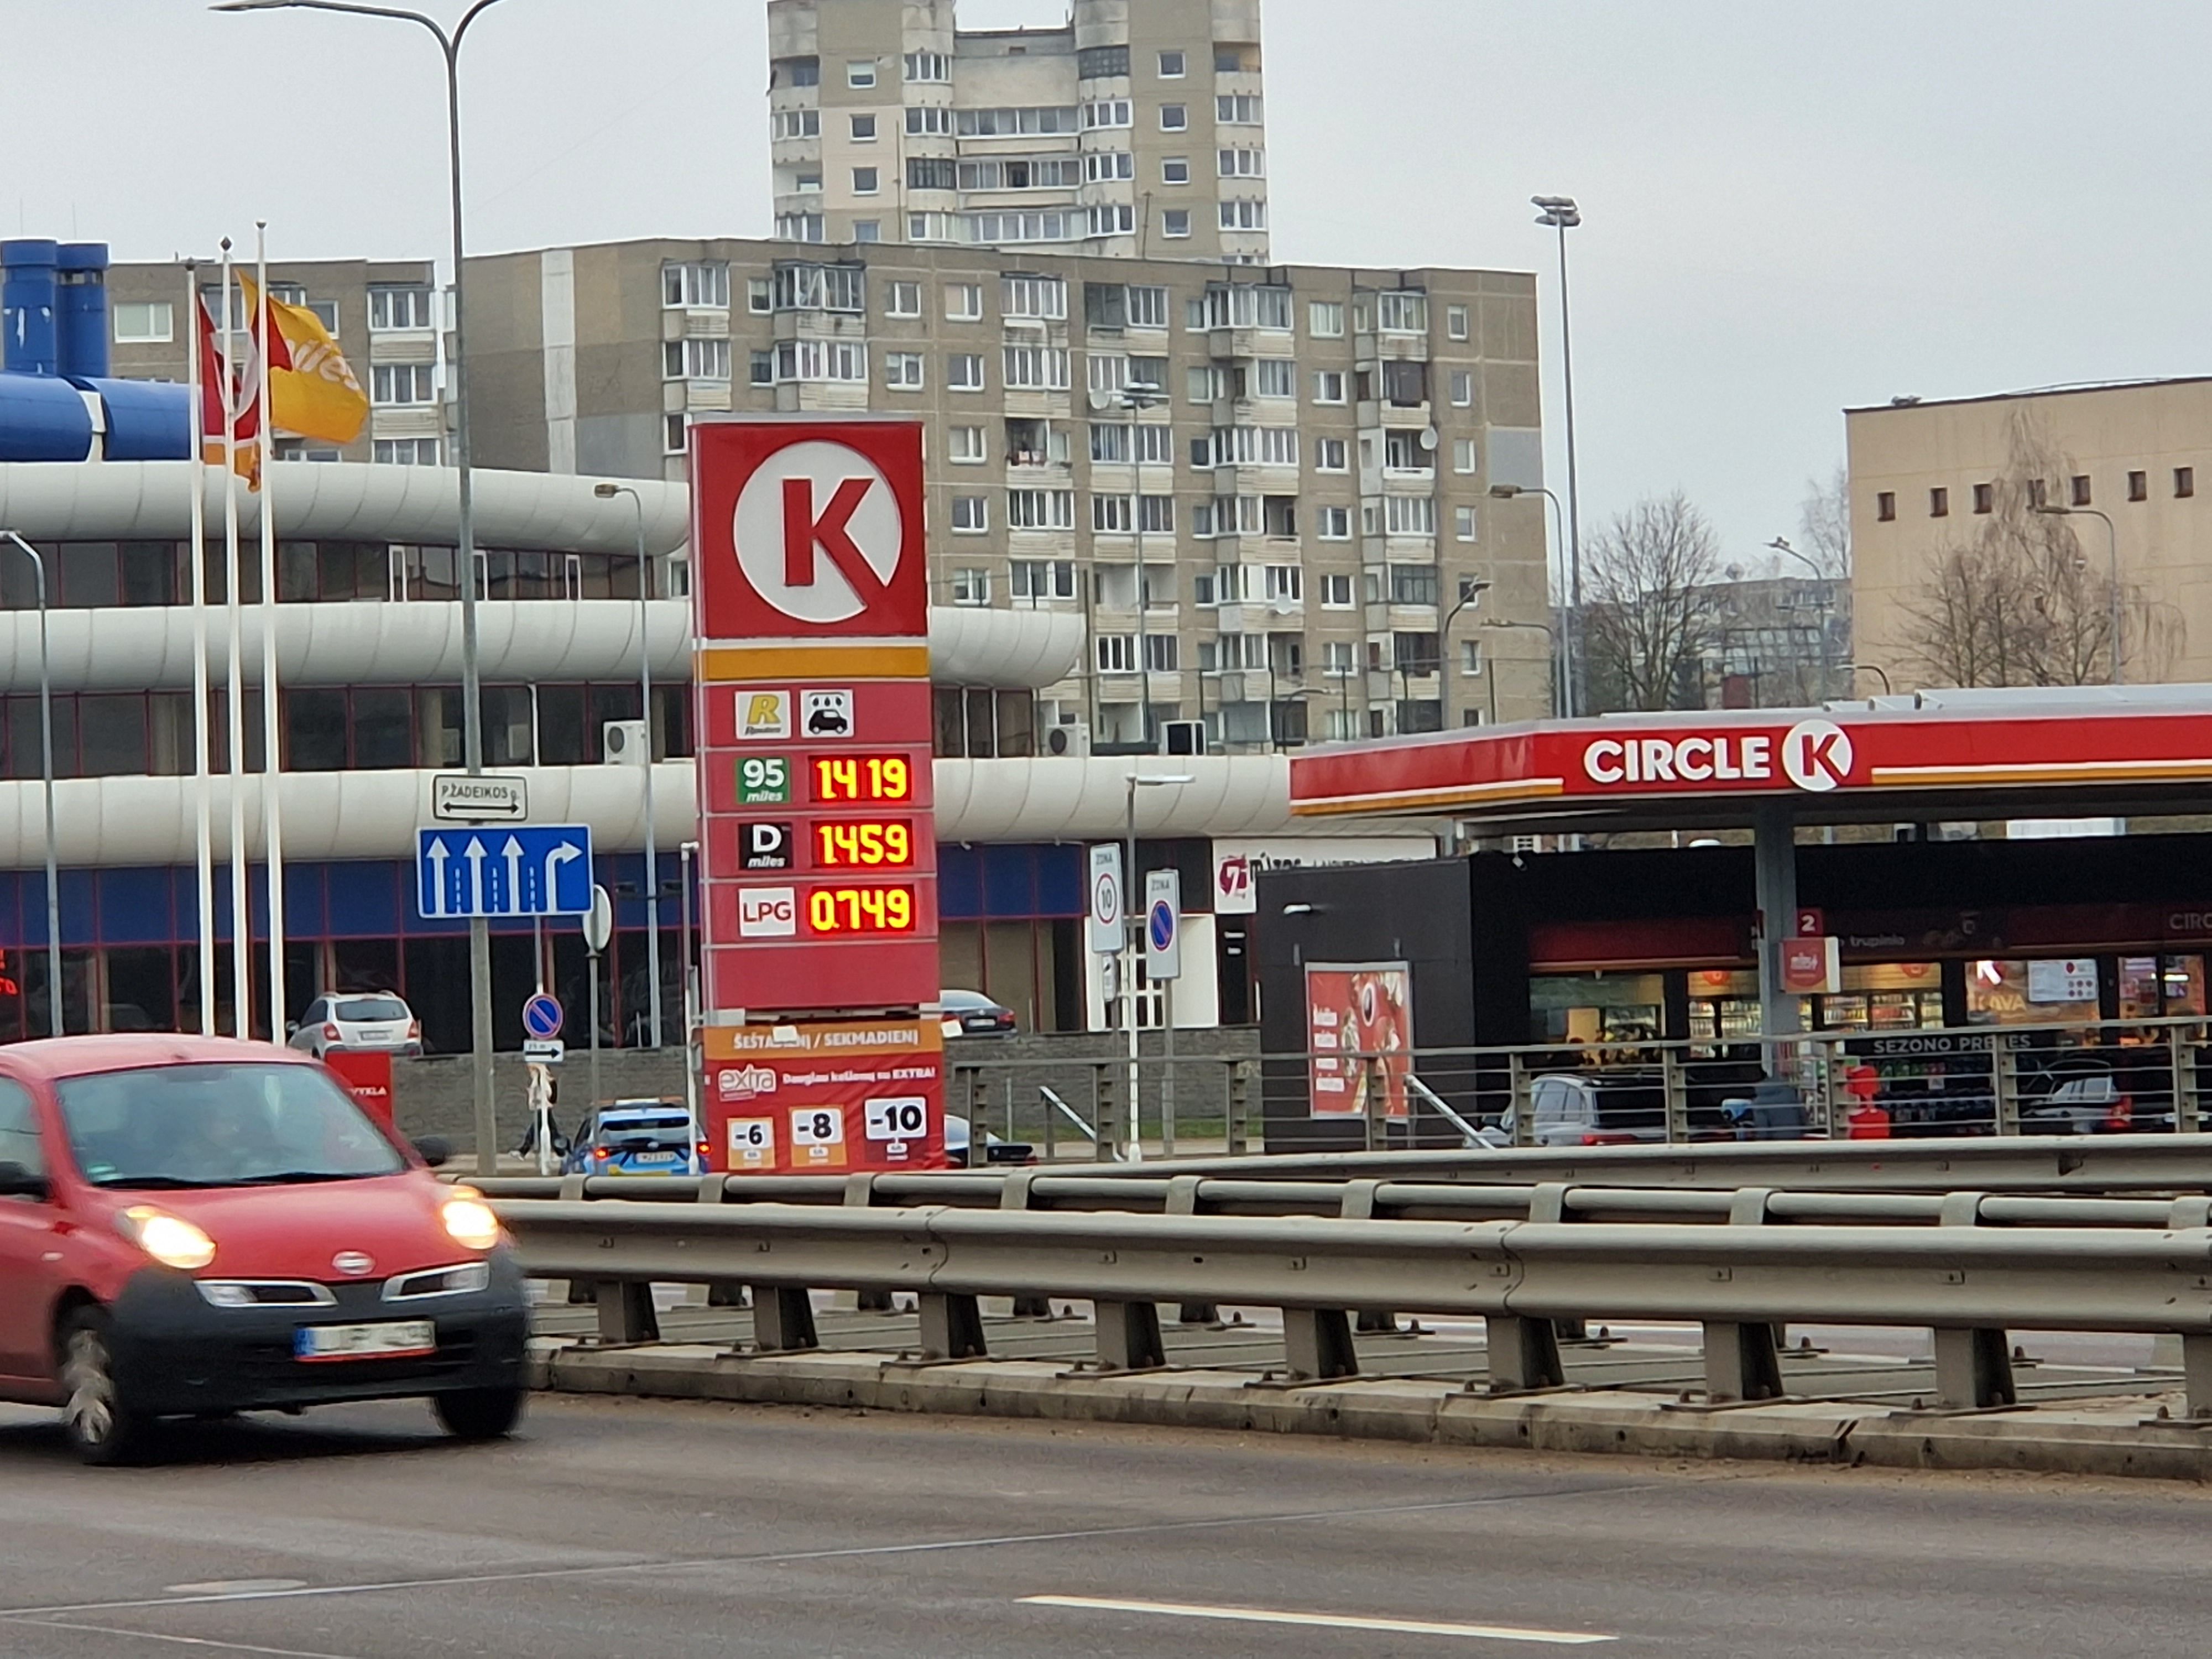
594,482,662,1050
1480,615,1558,726
1531,195,1585,718
1768,534,1838,702
1841,661,1894,696
1092,383,1166,747
218,0,511,1173
1120,769,1191,1161
2032,504,2124,685
1439,576,1493,727
1,532,61,1039
1487,483,1569,716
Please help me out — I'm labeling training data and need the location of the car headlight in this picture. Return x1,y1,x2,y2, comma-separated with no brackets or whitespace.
441,1190,502,1251
118,1206,217,1271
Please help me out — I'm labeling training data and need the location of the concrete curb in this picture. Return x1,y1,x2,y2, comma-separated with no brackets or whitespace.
528,1340,2212,1482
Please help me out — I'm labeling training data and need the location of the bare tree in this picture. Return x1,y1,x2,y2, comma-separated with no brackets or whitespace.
1794,463,1851,580
1897,411,2182,686
1580,492,1729,711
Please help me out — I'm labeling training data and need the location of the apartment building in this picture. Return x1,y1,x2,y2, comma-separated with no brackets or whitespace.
1849,379,2212,689
466,237,1549,745
766,0,1269,263
103,257,442,466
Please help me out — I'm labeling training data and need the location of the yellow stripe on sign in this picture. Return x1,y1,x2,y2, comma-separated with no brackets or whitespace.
1289,778,1568,816
1869,759,2212,787
697,644,932,682
1021,1594,1614,1645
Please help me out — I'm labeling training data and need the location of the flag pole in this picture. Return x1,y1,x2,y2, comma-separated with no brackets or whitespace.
185,260,216,1036
219,238,251,1037
253,223,288,1041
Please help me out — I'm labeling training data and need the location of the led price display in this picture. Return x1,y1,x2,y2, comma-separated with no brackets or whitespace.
806,885,917,935
813,821,914,868
811,754,912,804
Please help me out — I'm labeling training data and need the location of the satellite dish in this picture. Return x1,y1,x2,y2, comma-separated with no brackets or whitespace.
1419,427,1439,451
1086,390,1114,413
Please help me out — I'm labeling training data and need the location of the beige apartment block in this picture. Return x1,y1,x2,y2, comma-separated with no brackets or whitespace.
106,257,441,466
1848,378,2212,690
766,0,1269,262
466,237,1547,747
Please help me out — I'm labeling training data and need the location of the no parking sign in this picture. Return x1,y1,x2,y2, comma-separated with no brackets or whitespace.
1144,870,1181,982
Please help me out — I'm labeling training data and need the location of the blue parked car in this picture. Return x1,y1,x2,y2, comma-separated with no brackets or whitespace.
561,1102,705,1177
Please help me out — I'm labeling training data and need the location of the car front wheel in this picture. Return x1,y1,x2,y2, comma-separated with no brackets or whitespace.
59,1308,153,1466
434,1386,525,1442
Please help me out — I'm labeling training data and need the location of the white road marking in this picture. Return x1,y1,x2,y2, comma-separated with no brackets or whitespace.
160,1582,308,1598
17,1618,364,1659
1022,1594,1615,1645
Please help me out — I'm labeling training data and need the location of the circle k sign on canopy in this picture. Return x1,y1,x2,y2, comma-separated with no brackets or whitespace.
692,419,928,641
1581,717,1856,794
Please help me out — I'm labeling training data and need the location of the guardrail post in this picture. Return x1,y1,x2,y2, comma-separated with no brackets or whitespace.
1095,1300,1167,1370
750,1287,819,1353
697,1174,748,1308
594,1280,659,1347
1485,1315,1564,1392
1094,1063,1122,1161
1525,1184,1589,1343
1700,1187,1784,1402
1662,1046,1687,1146
1992,1034,2020,1136
1000,1170,1052,1317
560,1172,596,1305
1928,1190,2013,1408
1508,1052,1533,1147
1166,1175,1219,1324
1226,1058,1252,1156
2175,1029,2200,1135
1281,1307,1359,1380
1339,1180,1399,1334
845,1175,894,1313
918,1292,988,1360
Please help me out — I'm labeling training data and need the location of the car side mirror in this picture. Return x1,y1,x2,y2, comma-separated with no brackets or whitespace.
411,1135,451,1169
285,1020,299,1036
0,1160,50,1200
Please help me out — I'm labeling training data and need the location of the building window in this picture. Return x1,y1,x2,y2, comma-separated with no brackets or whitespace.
1390,565,1440,606
749,349,773,385
1145,634,1179,672
2070,474,2092,507
370,363,436,405
1311,369,1345,405
884,280,921,318
1001,274,1067,319
1001,344,1070,390
1929,486,1948,518
1082,98,1133,130
949,425,987,463
772,109,820,140
2129,469,2148,502
1378,291,1428,332
1096,634,1136,674
1454,505,1478,541
946,282,984,322
851,112,877,140
111,301,174,343
1385,497,1437,538
1446,304,1470,341
1317,507,1352,542
664,414,686,454
852,166,880,195
663,338,731,380
1460,638,1484,675
1218,147,1265,178
1077,44,1128,77
1158,49,1185,76
2178,467,2196,498
2026,478,2047,508
1453,438,1478,474
1094,494,1134,533
1006,488,1074,530
372,437,440,465
903,50,949,82
1973,482,1994,514
1219,199,1267,231
775,212,825,242
1315,437,1347,472
368,285,433,331
1323,641,1356,679
1252,357,1296,398
1011,559,1076,602
1308,300,1344,338
948,353,985,391
1160,103,1188,131
1321,573,1355,608
951,496,989,533
771,338,867,383
951,568,991,606
1162,156,1190,185
906,105,953,135
784,57,818,87
1876,491,1896,521
847,60,876,88
884,352,925,389
1217,93,1262,122
1448,370,1473,406
662,260,731,309
1162,208,1192,238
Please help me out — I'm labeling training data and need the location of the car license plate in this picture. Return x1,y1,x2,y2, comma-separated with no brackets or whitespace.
632,1151,676,1164
294,1320,436,1362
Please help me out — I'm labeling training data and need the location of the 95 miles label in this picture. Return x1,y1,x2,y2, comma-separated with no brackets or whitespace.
737,755,790,805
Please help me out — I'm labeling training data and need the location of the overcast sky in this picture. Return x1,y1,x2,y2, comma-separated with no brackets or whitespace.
8,0,2209,565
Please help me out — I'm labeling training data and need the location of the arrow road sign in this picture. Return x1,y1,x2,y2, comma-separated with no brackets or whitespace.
416,825,594,919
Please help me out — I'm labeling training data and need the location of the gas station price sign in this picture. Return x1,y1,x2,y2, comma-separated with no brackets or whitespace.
807,883,918,934
813,821,915,867
811,753,913,804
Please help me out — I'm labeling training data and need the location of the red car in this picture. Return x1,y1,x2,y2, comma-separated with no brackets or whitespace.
0,1035,529,1464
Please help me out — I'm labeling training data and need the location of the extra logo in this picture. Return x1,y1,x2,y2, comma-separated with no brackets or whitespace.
717,1065,778,1100
738,885,797,938
735,441,904,625
740,690,791,740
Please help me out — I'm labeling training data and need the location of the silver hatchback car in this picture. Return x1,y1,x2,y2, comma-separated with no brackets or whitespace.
287,992,423,1058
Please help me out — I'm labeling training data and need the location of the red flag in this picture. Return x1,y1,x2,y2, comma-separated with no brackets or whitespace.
197,293,260,485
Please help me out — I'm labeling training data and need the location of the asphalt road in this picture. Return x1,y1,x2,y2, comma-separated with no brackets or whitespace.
0,1394,2208,1658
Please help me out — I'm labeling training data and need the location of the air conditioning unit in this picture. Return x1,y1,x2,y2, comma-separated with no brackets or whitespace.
603,719,650,765
1160,719,1208,757
1045,722,1091,758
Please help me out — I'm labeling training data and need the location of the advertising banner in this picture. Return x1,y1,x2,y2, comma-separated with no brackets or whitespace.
1305,963,1412,1120
702,1017,945,1173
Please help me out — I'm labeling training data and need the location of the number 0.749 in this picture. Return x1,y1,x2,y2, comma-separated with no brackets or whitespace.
805,886,916,933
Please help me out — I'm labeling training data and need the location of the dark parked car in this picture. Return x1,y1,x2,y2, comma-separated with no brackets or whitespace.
940,989,1018,1039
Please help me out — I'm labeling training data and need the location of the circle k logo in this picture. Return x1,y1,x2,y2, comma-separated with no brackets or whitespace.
1780,717,1854,792
734,441,904,624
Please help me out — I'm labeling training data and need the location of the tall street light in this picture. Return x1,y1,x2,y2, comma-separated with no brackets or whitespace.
1121,769,1191,1161
1531,195,1585,718
218,0,509,1173
1439,576,1493,728
594,482,662,1050
1090,382,1167,747
2032,503,2124,685
1488,483,1568,714
1480,615,1557,725
1768,534,1837,703
1,532,61,1039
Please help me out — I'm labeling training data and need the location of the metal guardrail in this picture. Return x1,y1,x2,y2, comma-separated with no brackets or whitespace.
496,1195,2212,1416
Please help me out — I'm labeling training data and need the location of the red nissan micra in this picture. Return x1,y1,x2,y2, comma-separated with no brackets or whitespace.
0,1035,529,1464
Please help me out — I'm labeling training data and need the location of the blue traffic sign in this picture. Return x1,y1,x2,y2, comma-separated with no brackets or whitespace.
1148,900,1176,952
522,993,564,1041
416,825,593,919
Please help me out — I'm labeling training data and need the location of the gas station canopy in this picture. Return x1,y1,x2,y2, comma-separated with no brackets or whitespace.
1289,685,2212,834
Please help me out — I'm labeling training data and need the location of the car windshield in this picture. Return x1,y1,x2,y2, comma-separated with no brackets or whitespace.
56,1062,407,1188
596,1114,692,1149
333,997,408,1022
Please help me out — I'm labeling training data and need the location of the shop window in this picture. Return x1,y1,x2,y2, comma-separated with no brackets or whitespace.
1528,972,1665,1045
1965,957,2099,1025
